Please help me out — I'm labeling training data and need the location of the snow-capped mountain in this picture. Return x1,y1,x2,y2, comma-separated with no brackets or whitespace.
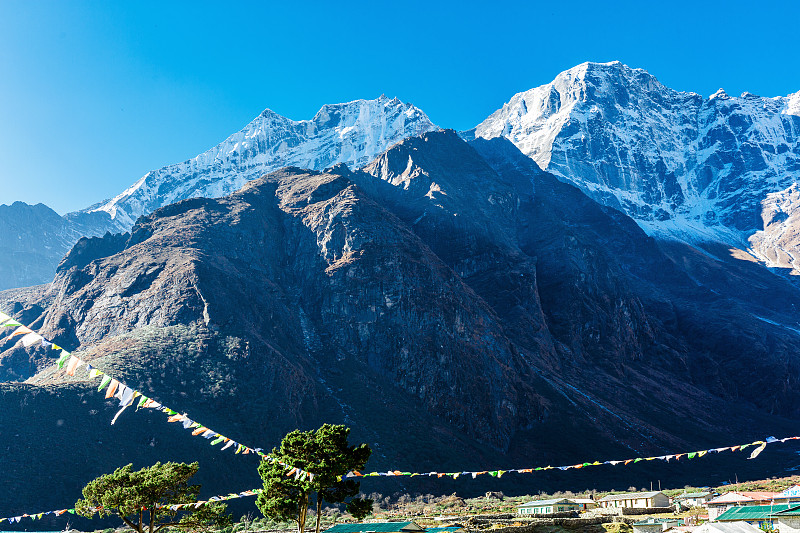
71,95,438,232
471,61,800,251
0,96,436,290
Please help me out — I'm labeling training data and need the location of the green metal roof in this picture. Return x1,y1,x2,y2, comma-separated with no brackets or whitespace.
716,504,796,521
325,522,420,533
771,504,800,517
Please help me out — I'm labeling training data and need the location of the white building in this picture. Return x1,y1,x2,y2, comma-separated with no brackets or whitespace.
673,491,713,508
706,492,777,521
599,491,670,509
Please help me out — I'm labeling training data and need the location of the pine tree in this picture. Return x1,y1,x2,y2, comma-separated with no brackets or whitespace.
75,461,230,533
256,424,373,533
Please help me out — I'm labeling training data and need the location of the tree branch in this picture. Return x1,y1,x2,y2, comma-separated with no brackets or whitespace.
119,513,141,533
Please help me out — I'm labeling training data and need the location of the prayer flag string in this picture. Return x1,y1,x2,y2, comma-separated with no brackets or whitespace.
3,309,799,525
0,489,264,524
2,437,799,524
341,436,787,479
0,310,314,480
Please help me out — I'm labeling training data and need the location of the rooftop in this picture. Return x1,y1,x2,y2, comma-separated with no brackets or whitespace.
518,498,574,507
716,504,795,521
771,505,800,517
325,522,424,533
600,491,664,501
633,518,682,525
708,492,778,505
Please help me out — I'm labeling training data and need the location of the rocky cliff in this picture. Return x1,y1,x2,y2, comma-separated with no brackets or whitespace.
471,61,800,253
0,96,437,291
3,131,800,519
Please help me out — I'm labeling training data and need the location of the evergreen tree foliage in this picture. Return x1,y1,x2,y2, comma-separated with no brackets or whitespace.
74,461,231,533
256,424,373,533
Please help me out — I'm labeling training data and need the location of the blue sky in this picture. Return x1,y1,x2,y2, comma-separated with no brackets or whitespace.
1,0,799,214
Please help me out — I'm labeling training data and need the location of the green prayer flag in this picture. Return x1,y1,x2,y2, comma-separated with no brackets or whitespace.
489,471,498,477
211,437,225,445
582,462,591,467
687,452,697,459
633,458,643,463
98,375,112,391
1,319,23,328
166,409,176,415
137,395,149,409
57,350,71,369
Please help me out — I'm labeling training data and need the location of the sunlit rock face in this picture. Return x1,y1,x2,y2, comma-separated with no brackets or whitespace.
473,61,800,248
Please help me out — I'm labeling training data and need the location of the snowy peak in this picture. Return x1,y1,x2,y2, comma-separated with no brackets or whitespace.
83,95,437,231
474,61,681,170
786,91,800,117
474,61,800,248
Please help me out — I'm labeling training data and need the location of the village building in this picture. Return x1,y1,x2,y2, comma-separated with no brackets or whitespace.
706,492,778,521
325,522,425,533
632,517,683,533
425,528,464,533
771,504,800,533
773,486,800,504
570,498,599,510
517,498,580,515
598,491,670,509
673,491,713,508
714,503,795,528
690,521,763,533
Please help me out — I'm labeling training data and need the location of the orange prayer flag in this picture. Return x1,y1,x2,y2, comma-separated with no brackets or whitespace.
105,379,119,399
11,326,33,337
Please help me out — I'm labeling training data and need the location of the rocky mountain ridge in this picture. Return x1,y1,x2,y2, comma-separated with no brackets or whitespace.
0,95,437,290
3,131,800,518
5,64,800,289
470,61,800,256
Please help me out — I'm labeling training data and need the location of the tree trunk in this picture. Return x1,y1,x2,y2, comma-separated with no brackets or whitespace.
298,494,309,533
315,496,323,533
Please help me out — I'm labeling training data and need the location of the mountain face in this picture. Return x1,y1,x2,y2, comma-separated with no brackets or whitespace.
0,202,84,290
70,95,438,233
3,131,800,518
0,96,437,291
471,61,800,254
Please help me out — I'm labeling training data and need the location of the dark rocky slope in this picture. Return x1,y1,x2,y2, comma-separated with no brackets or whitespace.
2,131,800,520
